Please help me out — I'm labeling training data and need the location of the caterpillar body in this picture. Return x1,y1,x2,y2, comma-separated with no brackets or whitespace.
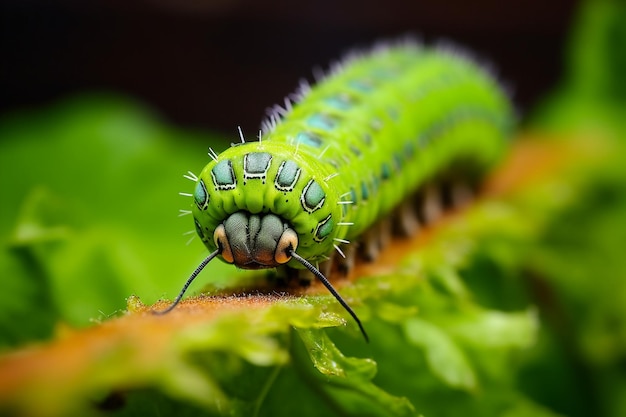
158,41,514,341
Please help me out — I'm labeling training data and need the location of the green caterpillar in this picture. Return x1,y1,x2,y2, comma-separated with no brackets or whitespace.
157,40,514,341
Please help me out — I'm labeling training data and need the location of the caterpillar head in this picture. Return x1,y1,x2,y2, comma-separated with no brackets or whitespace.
213,211,298,269
155,143,366,340
191,141,347,268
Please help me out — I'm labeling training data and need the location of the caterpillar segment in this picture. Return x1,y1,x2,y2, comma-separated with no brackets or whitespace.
155,40,514,342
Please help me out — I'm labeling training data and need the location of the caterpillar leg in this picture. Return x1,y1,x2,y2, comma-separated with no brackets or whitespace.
274,252,343,288
319,254,334,279
441,174,475,209
336,243,357,275
276,258,336,287
275,266,314,287
379,217,392,249
274,266,293,286
359,217,393,262
451,182,474,208
420,183,444,224
393,198,421,236
360,222,382,262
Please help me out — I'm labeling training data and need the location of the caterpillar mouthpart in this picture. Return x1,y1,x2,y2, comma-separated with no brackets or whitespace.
153,211,368,342
214,212,297,268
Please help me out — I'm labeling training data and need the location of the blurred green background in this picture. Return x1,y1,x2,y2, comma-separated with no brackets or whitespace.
0,95,243,342
2,1,626,416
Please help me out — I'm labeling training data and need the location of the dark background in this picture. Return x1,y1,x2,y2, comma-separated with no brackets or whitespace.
1,0,579,135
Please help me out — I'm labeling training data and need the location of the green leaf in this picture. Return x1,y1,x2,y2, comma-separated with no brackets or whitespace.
296,329,417,416
404,318,477,390
443,308,539,350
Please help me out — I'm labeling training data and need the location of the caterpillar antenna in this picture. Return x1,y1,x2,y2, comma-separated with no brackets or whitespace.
289,249,369,342
153,249,220,315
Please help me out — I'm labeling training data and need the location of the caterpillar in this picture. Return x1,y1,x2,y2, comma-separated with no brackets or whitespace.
156,40,514,341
